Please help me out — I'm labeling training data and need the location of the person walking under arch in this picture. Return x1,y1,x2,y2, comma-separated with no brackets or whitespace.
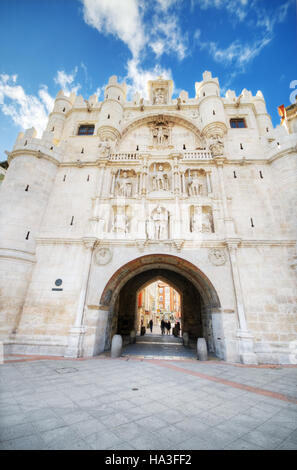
166,320,171,335
160,319,165,335
149,318,153,333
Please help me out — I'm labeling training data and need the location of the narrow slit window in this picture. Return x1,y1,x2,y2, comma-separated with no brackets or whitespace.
240,143,243,150
213,110,216,115
25,231,30,240
183,144,186,150
51,127,55,132
233,171,237,178
25,185,29,191
81,148,84,154
24,140,27,146
87,175,90,181
107,114,110,119
250,218,254,227
136,145,139,151
63,107,66,112
259,171,263,179
63,175,66,182
70,216,74,226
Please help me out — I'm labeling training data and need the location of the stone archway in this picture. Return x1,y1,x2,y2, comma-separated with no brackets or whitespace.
97,254,222,357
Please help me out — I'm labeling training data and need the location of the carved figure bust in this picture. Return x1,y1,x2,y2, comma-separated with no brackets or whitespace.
154,88,166,105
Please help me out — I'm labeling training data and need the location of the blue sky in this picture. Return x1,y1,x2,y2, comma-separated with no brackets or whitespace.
0,0,296,162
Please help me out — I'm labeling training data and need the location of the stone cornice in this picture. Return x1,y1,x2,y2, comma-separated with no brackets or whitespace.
34,237,296,248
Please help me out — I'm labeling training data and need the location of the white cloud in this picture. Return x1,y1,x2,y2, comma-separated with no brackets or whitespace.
81,0,188,62
0,74,53,137
195,0,249,21
54,68,81,95
81,0,146,59
126,58,173,99
150,13,188,61
198,36,272,68
195,0,292,76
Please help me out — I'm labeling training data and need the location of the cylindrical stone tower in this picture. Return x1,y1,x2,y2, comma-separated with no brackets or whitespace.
196,71,228,139
97,75,126,142
0,128,60,338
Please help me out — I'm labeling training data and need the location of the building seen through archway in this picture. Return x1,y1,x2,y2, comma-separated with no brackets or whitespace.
137,280,181,335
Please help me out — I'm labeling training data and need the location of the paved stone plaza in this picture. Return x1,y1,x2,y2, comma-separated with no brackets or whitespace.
0,351,297,450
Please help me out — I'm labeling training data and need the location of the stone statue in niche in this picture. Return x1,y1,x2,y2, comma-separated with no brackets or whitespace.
188,171,203,196
190,206,214,233
153,88,166,105
201,210,213,233
152,165,169,191
152,125,170,147
116,171,132,198
191,206,202,233
112,206,129,233
148,206,169,240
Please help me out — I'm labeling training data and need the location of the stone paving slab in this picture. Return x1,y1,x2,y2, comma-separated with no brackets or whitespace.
0,356,297,450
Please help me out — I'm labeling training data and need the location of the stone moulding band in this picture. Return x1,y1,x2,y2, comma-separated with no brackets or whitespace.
0,248,36,263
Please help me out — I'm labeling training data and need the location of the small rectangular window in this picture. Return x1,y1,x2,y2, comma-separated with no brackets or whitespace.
78,125,95,135
230,118,246,129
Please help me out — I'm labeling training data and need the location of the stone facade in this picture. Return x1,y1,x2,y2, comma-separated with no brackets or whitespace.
0,71,296,364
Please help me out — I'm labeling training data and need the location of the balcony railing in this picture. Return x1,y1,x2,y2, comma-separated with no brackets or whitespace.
182,151,212,160
109,153,139,161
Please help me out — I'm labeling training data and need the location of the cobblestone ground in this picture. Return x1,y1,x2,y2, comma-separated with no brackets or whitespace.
0,352,297,450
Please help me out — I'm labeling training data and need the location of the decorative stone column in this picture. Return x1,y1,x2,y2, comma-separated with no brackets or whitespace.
64,238,97,358
141,159,148,195
181,171,186,196
110,169,117,197
227,239,258,364
205,170,212,195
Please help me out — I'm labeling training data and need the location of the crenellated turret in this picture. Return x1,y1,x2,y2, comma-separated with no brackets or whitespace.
97,75,126,142
45,90,75,143
196,71,227,139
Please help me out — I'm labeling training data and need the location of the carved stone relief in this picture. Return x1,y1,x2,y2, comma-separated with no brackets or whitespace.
208,248,226,265
150,162,171,192
190,205,214,233
114,169,136,198
147,206,169,240
186,169,206,196
94,247,113,265
112,205,130,233
153,88,167,105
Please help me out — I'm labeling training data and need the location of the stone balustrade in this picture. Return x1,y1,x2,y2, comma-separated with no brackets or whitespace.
183,151,213,160
109,153,139,161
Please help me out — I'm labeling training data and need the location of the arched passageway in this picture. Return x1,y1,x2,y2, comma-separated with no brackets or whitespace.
98,254,222,357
